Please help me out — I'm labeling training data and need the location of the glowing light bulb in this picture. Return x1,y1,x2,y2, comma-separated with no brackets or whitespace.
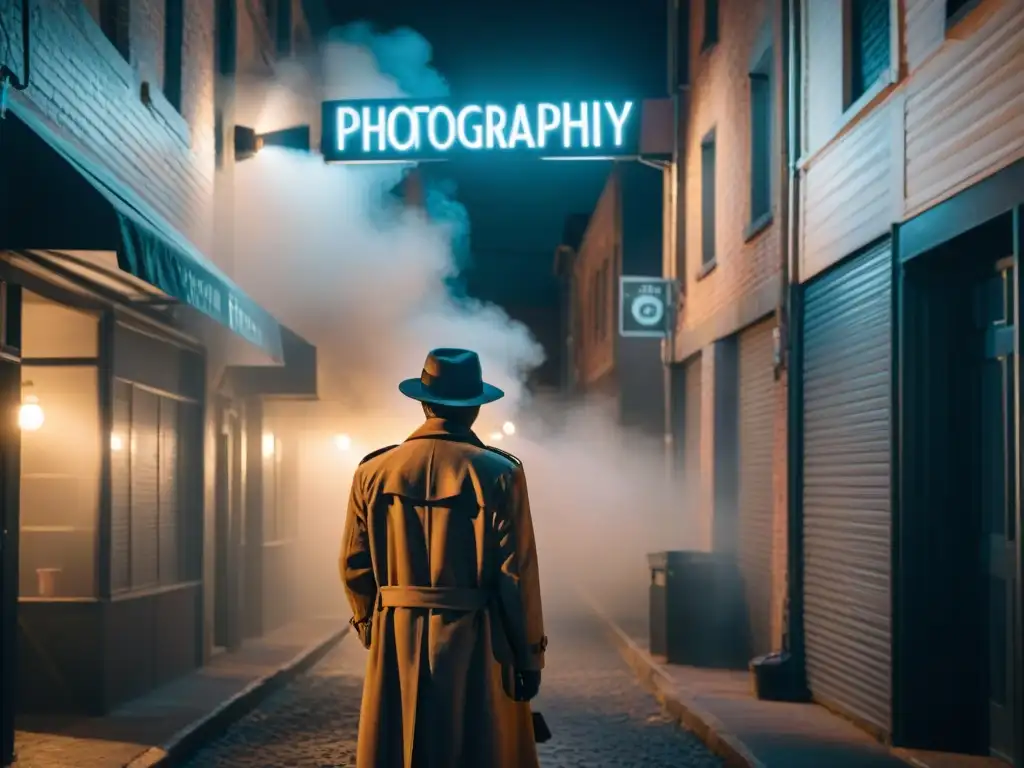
502,421,516,436
489,432,503,442
334,433,352,451
18,396,44,432
262,433,276,459
110,434,124,451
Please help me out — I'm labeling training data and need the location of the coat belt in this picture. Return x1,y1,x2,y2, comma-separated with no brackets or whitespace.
378,586,489,612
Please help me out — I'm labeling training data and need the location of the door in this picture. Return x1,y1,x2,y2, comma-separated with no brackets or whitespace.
974,258,1016,762
0,356,20,768
680,355,702,541
737,319,776,657
214,404,241,651
1,284,22,767
802,242,893,735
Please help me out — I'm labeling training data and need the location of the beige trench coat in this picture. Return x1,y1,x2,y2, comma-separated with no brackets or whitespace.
340,417,547,768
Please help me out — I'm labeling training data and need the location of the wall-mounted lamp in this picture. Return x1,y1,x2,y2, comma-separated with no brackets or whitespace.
262,432,276,459
502,421,516,436
333,433,352,452
235,125,312,162
18,382,44,432
111,433,125,452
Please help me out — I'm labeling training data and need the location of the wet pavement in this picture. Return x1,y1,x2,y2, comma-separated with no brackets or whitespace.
182,612,722,767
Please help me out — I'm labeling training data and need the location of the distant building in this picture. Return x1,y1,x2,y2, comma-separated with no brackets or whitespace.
554,163,665,437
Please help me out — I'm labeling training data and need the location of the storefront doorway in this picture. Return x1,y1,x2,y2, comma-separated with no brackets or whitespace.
973,255,1016,763
897,213,1018,760
214,402,242,652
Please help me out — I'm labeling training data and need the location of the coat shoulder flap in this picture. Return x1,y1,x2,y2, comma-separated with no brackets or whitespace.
483,444,523,468
358,444,398,466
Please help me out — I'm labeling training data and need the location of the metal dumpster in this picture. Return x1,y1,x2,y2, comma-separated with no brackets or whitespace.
647,550,747,669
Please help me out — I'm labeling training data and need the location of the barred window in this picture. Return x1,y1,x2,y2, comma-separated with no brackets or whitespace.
99,0,131,61
111,380,200,592
847,0,891,106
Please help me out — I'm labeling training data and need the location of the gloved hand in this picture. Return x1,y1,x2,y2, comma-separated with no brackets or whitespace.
515,669,542,701
350,616,372,649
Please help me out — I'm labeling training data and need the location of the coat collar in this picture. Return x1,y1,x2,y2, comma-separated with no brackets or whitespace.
405,417,485,447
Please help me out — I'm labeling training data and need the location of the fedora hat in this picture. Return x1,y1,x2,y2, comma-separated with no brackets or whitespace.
399,348,505,407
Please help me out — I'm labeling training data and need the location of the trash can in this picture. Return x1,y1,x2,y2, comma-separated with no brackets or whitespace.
749,651,807,702
647,550,746,669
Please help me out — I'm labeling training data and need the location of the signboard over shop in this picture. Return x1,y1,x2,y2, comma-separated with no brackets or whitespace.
321,98,645,163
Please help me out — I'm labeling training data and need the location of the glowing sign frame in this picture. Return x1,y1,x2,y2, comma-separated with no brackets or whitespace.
320,98,641,163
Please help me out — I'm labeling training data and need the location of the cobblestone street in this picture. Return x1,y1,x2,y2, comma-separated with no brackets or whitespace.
182,612,722,767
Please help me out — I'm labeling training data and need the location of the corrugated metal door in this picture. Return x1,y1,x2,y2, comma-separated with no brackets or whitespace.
738,318,776,656
802,242,892,734
682,354,702,520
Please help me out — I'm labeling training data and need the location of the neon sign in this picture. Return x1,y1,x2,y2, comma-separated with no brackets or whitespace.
320,99,639,163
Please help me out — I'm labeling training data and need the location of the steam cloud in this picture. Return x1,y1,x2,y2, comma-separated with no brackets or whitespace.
227,24,688,628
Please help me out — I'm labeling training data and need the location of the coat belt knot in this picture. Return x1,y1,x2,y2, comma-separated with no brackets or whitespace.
378,585,490,612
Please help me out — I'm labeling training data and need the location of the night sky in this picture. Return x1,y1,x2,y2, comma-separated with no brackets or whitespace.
326,0,667,307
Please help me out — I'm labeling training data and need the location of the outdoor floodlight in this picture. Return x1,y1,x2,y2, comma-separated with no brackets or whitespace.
234,124,312,161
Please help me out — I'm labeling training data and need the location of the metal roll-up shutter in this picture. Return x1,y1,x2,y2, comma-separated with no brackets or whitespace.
131,387,160,590
738,318,776,656
158,398,179,585
111,379,132,592
682,354,703,518
802,241,892,734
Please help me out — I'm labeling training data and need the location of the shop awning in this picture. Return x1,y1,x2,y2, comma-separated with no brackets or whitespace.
5,99,284,362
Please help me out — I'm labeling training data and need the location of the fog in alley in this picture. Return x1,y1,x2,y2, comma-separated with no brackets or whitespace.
223,24,701,625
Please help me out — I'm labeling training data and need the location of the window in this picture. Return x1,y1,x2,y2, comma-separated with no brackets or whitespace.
215,0,236,76
275,0,293,57
111,380,200,592
749,48,773,228
676,0,690,88
700,131,717,267
163,0,184,110
847,0,891,106
946,0,978,23
591,270,601,340
263,435,296,542
98,0,130,60
18,292,100,599
703,0,719,49
596,262,609,340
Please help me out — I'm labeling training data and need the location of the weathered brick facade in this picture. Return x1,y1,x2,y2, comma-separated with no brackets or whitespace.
4,0,216,252
670,0,789,649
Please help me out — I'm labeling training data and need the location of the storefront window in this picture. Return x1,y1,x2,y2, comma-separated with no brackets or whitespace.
262,432,297,543
19,292,101,599
111,379,201,592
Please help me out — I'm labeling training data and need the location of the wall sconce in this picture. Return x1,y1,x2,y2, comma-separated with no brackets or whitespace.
110,433,125,452
18,383,44,432
333,433,351,452
262,432,276,459
502,421,516,436
235,125,312,162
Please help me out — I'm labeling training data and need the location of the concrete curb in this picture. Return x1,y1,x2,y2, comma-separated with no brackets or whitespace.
582,593,766,768
124,625,350,768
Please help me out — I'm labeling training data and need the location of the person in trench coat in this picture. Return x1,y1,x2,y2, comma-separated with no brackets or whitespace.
340,348,548,768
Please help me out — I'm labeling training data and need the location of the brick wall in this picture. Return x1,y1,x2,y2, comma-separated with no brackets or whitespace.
574,168,619,388
3,0,216,253
676,0,781,333
672,0,790,650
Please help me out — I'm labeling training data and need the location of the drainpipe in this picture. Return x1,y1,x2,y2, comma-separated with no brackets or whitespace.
781,0,808,695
